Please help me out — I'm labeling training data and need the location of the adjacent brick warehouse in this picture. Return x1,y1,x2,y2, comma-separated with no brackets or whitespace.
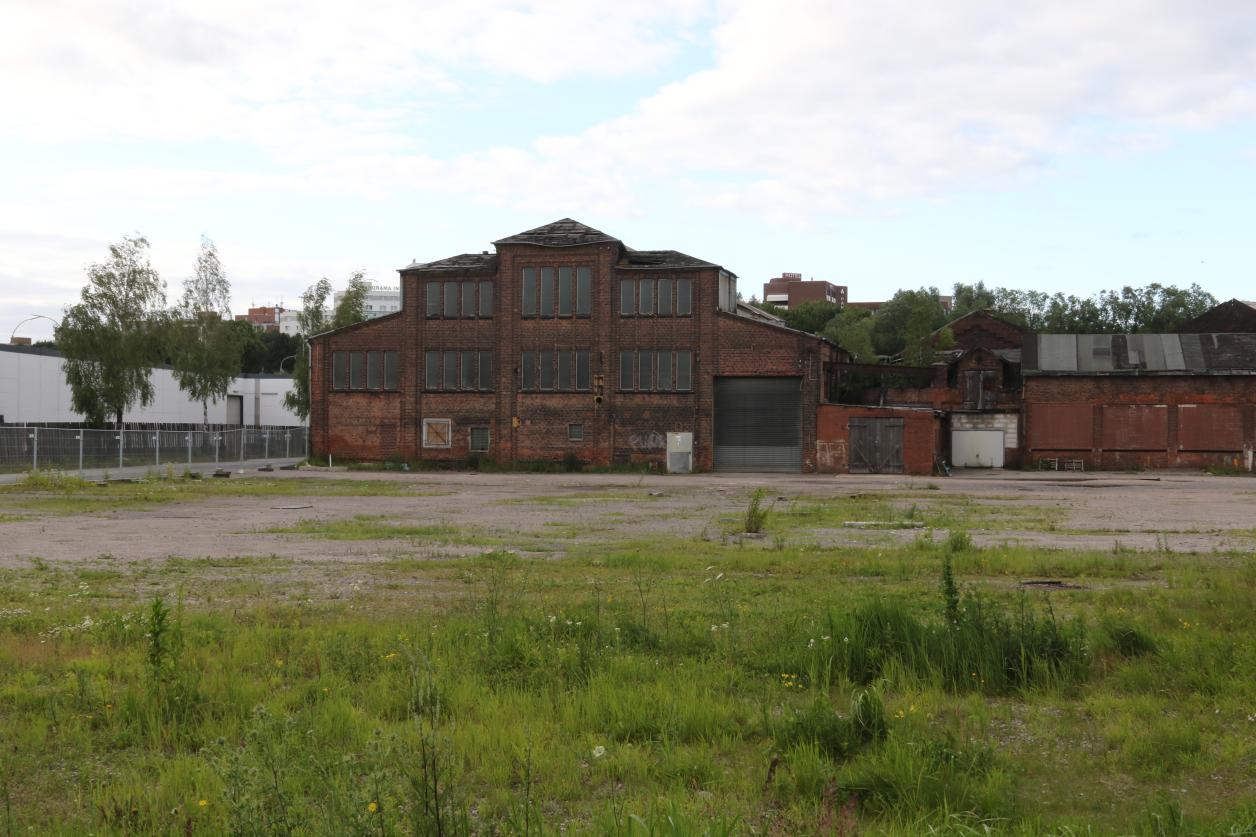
1023,333,1256,471
1023,376,1256,470
310,219,837,471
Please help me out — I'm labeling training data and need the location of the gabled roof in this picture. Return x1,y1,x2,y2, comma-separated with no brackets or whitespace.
401,253,499,274
493,218,619,247
619,248,719,270
1024,333,1256,375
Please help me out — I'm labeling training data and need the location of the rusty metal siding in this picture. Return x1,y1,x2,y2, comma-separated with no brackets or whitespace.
1027,403,1092,450
1177,404,1244,451
1100,405,1168,450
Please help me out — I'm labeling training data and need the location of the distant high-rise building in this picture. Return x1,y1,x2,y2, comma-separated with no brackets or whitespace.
335,285,401,319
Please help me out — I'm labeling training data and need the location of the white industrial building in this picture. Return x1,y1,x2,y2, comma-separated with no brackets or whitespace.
0,344,303,426
334,284,401,319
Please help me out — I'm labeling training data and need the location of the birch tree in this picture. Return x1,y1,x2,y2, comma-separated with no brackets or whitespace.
171,235,244,430
57,235,168,428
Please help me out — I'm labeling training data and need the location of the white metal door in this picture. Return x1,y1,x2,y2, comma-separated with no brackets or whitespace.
951,430,1004,468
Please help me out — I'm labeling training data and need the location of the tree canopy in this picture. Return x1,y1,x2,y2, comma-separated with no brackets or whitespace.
170,235,245,429
285,273,365,421
56,235,168,427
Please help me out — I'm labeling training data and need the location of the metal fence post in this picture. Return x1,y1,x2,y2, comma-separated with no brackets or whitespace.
240,429,245,465
154,433,160,468
264,430,269,463
78,431,84,475
214,433,220,465
118,431,124,470
285,430,291,459
30,427,38,471
187,433,192,466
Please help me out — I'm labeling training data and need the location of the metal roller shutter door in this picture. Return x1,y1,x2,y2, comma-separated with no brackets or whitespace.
714,377,803,472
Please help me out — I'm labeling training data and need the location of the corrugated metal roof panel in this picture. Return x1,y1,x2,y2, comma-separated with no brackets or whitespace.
1160,334,1186,370
1038,335,1077,371
1180,334,1207,371
1075,335,1109,372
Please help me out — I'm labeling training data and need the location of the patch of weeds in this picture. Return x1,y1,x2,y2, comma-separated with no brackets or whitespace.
262,515,459,541
744,489,771,534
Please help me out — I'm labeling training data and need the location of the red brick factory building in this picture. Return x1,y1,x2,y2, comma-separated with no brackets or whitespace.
1023,333,1256,471
309,219,841,472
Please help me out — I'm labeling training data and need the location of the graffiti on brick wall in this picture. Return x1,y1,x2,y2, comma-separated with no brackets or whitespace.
817,439,847,471
627,431,666,450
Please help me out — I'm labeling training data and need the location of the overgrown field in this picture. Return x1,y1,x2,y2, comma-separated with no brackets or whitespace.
0,474,1254,835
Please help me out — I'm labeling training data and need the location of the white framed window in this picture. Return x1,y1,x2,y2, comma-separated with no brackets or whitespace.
422,418,452,449
568,423,584,441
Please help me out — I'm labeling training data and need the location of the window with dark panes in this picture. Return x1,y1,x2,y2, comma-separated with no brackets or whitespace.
366,351,382,390
619,350,634,390
333,352,347,389
469,426,489,453
425,282,440,318
657,278,672,316
620,279,635,315
576,267,591,316
558,267,573,316
461,350,476,390
657,350,673,390
539,268,555,318
677,350,692,391
676,278,692,315
442,352,457,391
568,423,584,441
383,351,399,390
349,351,365,389
558,350,573,390
425,351,440,390
639,278,655,315
522,268,537,317
521,351,536,391
478,351,493,391
638,350,654,390
462,282,476,318
576,350,590,391
479,282,493,317
443,282,458,318
539,350,555,390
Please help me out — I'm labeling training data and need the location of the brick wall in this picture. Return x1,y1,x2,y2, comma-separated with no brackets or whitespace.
1024,375,1256,470
816,404,940,475
311,235,827,471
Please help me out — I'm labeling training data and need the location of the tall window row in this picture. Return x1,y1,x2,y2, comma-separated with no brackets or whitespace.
618,349,692,392
425,280,493,319
620,277,692,317
521,267,592,318
332,351,400,391
424,350,494,391
520,350,592,392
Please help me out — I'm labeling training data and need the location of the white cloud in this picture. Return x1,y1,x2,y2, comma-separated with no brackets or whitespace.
2,0,1256,329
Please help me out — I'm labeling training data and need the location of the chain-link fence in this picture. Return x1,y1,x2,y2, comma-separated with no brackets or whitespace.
0,426,308,474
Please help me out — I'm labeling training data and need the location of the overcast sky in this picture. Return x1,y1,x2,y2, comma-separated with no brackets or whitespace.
3,0,1255,341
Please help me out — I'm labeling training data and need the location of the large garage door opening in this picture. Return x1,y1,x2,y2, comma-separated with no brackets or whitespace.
714,376,802,472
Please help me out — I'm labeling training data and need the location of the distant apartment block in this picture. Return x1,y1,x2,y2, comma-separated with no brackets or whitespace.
335,285,402,319
235,306,282,331
762,273,847,309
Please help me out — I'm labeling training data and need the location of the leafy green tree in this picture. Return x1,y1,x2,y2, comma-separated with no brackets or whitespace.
332,271,370,329
170,235,244,430
283,278,334,422
56,235,168,428
823,308,877,362
781,300,841,335
871,289,949,356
